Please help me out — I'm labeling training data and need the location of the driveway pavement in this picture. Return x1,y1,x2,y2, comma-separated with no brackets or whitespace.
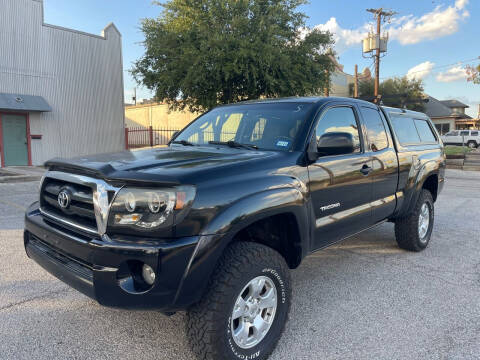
0,170,479,360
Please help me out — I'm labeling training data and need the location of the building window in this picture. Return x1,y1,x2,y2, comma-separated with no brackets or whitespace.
434,123,450,135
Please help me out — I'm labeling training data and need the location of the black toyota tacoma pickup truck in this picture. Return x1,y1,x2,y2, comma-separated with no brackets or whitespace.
24,97,445,360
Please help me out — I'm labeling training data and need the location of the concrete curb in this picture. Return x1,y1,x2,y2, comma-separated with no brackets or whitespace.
462,166,480,171
446,159,464,166
0,174,42,183
0,167,44,183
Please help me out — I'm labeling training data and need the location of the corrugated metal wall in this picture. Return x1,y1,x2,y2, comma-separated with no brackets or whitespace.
0,0,124,165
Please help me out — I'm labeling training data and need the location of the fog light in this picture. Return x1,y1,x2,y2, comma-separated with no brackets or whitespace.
142,264,156,285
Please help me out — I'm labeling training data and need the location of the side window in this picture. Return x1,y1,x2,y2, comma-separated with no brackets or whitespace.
360,107,388,151
460,130,470,136
471,131,479,136
390,116,421,145
446,131,459,136
316,106,361,154
414,119,437,143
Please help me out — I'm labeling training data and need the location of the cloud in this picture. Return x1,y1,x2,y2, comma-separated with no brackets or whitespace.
406,61,435,80
436,66,468,82
389,0,469,45
312,17,368,53
455,0,468,10
312,0,469,53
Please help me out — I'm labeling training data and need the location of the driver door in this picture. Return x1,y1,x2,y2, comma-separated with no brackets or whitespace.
307,104,374,250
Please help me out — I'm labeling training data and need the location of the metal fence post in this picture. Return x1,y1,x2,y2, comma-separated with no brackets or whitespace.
149,126,154,147
125,127,129,150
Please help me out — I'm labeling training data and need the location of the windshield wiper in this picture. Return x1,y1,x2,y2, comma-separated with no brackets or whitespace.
208,141,258,150
172,140,195,146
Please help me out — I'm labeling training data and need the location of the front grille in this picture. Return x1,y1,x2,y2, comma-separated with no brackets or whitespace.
40,178,98,234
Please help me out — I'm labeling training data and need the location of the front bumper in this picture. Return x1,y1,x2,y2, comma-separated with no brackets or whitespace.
24,202,201,311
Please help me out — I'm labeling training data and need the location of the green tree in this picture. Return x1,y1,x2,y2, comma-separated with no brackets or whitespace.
357,76,426,111
131,0,334,112
466,63,480,84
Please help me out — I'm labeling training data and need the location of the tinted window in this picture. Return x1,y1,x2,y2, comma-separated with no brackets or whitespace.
316,107,361,153
414,120,437,143
460,130,470,136
175,103,313,150
471,131,479,136
446,131,458,136
390,116,421,145
361,107,388,151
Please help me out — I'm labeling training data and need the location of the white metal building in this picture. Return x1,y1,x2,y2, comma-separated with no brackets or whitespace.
0,0,124,167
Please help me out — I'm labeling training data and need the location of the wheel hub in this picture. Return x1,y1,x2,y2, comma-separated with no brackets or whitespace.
231,276,277,349
418,203,430,240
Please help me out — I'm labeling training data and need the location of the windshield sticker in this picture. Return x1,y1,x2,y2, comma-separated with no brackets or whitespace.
276,140,290,148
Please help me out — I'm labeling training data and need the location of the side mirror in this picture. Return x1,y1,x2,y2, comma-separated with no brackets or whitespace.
317,132,355,156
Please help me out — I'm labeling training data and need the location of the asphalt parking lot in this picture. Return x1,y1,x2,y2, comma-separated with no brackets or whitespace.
1,169,479,360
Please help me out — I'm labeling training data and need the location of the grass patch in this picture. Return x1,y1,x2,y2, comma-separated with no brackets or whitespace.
444,145,473,156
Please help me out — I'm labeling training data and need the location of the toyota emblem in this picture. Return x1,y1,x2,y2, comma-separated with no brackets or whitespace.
57,189,71,209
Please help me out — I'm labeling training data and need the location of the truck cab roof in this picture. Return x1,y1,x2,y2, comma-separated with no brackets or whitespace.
381,106,430,120
219,97,431,121
220,96,380,107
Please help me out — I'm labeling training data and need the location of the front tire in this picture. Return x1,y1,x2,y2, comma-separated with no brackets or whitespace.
186,242,291,360
394,189,434,251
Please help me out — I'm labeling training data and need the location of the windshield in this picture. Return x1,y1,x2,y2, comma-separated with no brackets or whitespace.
173,102,313,150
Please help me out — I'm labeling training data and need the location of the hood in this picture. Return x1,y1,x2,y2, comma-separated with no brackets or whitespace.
45,145,284,185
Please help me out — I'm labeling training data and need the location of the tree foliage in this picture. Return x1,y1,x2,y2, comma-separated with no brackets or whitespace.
465,63,480,84
131,0,334,111
357,76,426,111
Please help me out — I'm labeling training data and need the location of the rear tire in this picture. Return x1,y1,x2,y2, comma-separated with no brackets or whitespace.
467,141,477,149
186,242,291,360
394,189,434,252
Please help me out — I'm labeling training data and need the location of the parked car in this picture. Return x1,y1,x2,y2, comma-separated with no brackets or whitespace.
441,130,480,148
24,97,445,360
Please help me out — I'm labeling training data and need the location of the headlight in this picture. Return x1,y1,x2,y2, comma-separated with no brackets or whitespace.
108,185,195,231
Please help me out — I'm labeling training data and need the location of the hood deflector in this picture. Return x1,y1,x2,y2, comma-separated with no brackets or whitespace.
45,158,181,186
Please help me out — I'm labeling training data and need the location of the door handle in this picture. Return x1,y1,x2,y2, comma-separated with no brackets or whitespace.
360,164,372,176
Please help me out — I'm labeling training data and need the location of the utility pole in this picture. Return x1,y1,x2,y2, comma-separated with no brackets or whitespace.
366,8,396,103
354,64,358,98
373,9,381,99
133,87,137,106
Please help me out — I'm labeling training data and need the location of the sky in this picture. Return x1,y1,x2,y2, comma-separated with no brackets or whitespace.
43,0,480,117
